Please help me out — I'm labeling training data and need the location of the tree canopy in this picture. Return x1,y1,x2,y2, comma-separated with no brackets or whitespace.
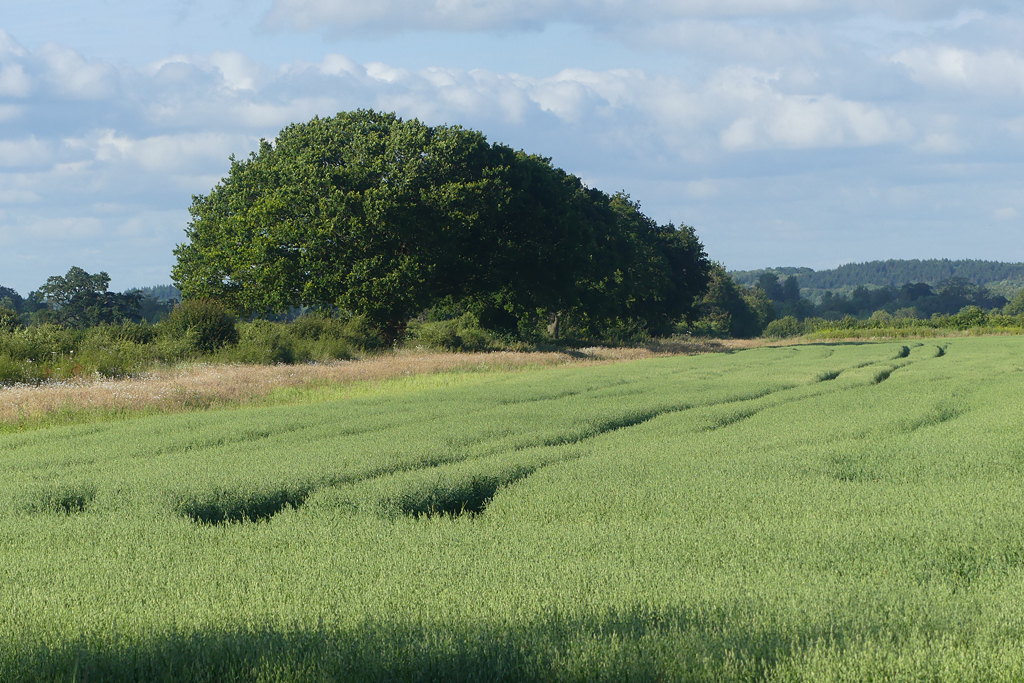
36,267,142,328
172,109,711,341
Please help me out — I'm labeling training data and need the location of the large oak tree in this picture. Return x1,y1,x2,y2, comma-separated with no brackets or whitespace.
173,110,710,341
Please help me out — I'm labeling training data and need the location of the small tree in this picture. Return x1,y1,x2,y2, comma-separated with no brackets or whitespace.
692,265,766,338
37,267,141,328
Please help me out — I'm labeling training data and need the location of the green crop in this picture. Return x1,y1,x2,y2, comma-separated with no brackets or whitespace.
2,338,1024,681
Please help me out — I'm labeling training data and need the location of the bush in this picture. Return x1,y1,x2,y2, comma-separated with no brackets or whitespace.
162,300,238,355
110,321,157,345
410,313,494,352
764,316,804,339
0,306,21,332
76,326,158,378
946,305,988,330
869,310,894,324
0,354,28,384
290,312,346,341
339,314,386,351
0,324,81,362
224,320,297,365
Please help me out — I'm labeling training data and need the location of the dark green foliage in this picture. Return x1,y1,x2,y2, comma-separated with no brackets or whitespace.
1005,289,1024,316
757,272,784,300
110,321,157,345
173,109,711,342
409,312,496,352
0,286,24,313
733,265,1011,325
37,267,142,328
764,316,804,339
0,306,21,332
223,320,297,364
685,265,773,338
163,299,239,355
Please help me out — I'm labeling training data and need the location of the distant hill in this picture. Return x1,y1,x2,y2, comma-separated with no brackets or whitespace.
730,259,1024,298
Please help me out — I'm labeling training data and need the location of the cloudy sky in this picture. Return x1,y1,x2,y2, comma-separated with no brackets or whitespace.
2,1,1023,294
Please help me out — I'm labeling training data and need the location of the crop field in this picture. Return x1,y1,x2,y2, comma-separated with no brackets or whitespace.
2,337,1024,681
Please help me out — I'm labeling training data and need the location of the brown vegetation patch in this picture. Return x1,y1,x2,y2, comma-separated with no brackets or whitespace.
0,340,727,428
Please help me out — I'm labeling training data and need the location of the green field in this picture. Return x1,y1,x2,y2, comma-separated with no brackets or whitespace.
3,338,1024,681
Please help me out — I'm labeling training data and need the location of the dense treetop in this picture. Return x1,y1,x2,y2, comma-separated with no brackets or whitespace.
172,110,711,341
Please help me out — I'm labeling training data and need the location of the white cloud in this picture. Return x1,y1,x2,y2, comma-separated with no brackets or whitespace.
365,62,410,84
892,47,1024,95
626,19,827,63
721,96,911,150
39,44,117,99
147,52,267,92
710,68,913,150
0,63,31,97
318,54,362,78
0,29,27,58
57,130,256,174
4,20,1024,292
0,137,54,168
992,207,1018,221
67,130,250,173
6,216,105,242
207,52,265,92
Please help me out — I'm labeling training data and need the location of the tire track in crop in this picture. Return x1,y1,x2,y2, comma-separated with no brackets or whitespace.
387,342,952,514
179,344,935,524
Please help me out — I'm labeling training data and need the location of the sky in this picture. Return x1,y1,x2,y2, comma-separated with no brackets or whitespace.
2,0,1024,294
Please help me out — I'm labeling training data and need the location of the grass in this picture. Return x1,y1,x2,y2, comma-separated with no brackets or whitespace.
0,343,720,433
2,337,1024,681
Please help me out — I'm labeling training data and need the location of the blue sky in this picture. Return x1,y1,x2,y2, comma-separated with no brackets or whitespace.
2,0,1023,294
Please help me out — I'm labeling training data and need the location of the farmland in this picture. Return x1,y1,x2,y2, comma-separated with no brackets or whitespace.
2,337,1024,681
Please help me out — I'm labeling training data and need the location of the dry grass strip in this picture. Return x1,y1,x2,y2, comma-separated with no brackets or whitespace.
0,340,729,427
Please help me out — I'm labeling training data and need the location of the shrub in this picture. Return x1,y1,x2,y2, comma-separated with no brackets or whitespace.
225,320,297,365
339,314,386,351
290,312,347,341
764,316,804,339
162,300,238,355
410,313,494,352
947,305,988,330
110,321,157,345
0,354,27,384
76,326,158,377
869,310,894,324
0,306,21,332
0,324,81,362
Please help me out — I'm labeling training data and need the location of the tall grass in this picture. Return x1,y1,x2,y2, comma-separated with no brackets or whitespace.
2,338,1023,681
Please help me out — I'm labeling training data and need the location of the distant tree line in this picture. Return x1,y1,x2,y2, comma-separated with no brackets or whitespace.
731,259,1024,292
675,267,1024,340
746,272,1015,322
0,269,179,330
